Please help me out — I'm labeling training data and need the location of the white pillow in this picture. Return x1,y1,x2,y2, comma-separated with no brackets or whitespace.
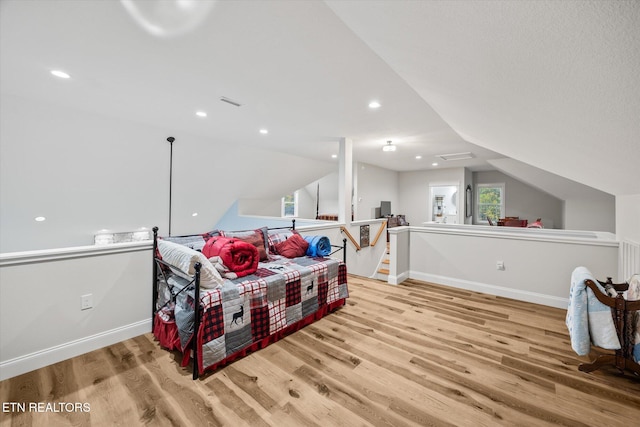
157,240,224,289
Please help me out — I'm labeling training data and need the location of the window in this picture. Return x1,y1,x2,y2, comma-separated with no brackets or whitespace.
281,192,298,217
476,183,504,224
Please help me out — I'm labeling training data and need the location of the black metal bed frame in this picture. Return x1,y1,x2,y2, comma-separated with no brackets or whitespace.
151,220,347,379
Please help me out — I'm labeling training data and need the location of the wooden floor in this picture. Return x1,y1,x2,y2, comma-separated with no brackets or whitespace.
2,275,640,426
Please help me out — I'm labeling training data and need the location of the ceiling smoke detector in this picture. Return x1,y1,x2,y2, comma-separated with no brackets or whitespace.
435,152,474,161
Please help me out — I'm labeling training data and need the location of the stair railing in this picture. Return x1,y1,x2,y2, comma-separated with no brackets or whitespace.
370,220,388,247
340,226,361,252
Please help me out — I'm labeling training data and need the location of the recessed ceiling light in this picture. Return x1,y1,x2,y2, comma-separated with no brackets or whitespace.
192,212,198,217
416,155,422,160
35,216,46,222
259,129,268,134
331,154,338,159
50,70,70,79
432,162,439,166
368,101,381,109
196,111,207,117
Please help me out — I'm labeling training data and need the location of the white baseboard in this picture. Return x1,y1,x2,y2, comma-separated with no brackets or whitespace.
409,271,569,309
388,271,410,285
0,319,152,381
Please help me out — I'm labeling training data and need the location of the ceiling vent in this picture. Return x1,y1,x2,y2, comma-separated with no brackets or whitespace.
436,152,474,161
220,96,242,107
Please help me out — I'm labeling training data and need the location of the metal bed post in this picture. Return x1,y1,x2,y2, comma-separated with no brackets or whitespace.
192,263,202,380
343,238,347,264
152,227,159,322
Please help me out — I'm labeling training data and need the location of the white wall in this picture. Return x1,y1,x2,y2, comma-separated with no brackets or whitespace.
0,94,335,252
354,162,398,220
474,170,564,228
616,194,640,244
236,172,339,220
392,225,619,308
0,243,152,380
398,167,465,225
564,193,616,233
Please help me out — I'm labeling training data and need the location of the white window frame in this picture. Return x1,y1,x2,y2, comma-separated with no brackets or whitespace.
475,183,505,224
281,191,299,218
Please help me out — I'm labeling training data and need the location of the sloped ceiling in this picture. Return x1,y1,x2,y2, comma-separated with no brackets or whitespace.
327,0,640,196
1,0,638,196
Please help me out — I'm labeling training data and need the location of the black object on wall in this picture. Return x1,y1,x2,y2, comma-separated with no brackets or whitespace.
167,136,175,236
465,184,473,218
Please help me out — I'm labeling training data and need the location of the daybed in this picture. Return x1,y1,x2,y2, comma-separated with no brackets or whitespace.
151,223,349,379
566,266,640,377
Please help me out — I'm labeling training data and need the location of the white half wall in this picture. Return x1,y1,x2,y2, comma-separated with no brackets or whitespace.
391,225,618,308
0,242,152,380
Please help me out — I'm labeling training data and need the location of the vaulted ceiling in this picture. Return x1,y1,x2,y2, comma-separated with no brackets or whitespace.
2,0,638,196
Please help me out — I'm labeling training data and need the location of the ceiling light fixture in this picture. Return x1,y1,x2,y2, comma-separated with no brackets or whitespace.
382,141,396,152
368,101,381,109
259,129,268,134
331,154,338,159
35,216,46,222
196,111,207,117
50,70,70,79
416,155,422,159
432,162,439,166
192,212,198,217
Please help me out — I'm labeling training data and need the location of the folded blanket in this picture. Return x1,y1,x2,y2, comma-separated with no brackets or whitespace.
157,239,224,289
202,236,258,278
626,274,640,363
566,266,620,356
304,235,331,257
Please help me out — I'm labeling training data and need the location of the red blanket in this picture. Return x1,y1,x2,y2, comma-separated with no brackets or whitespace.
202,236,258,278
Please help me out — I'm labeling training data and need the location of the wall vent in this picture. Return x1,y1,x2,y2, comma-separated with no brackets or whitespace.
436,152,474,161
220,96,242,107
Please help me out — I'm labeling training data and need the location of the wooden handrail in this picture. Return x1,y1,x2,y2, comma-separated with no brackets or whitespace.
370,220,387,247
340,226,361,251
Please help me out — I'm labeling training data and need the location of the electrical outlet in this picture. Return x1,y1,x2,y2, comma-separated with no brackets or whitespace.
81,294,93,310
496,261,505,271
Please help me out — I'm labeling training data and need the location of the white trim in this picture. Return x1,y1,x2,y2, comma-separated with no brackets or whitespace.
388,271,409,285
410,271,569,309
0,241,152,266
408,224,618,247
0,319,151,381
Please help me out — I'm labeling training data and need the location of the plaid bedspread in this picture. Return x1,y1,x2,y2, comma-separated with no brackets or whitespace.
174,255,348,373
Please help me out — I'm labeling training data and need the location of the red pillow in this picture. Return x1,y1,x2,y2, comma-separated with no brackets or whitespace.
222,229,268,261
275,233,309,258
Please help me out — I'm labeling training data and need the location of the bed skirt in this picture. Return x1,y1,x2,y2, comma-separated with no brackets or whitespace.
153,298,346,376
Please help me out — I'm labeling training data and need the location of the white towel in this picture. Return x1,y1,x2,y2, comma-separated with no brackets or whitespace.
566,266,620,356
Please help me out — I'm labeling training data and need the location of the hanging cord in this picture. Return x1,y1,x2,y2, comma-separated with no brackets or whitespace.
167,137,175,236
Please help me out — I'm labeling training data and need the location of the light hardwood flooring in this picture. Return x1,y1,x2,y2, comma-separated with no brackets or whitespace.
2,275,639,426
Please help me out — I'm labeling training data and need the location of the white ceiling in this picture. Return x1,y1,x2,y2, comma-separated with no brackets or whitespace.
1,0,638,195
326,0,640,196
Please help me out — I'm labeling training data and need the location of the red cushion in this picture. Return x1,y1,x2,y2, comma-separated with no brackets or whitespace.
275,233,309,258
222,229,268,261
